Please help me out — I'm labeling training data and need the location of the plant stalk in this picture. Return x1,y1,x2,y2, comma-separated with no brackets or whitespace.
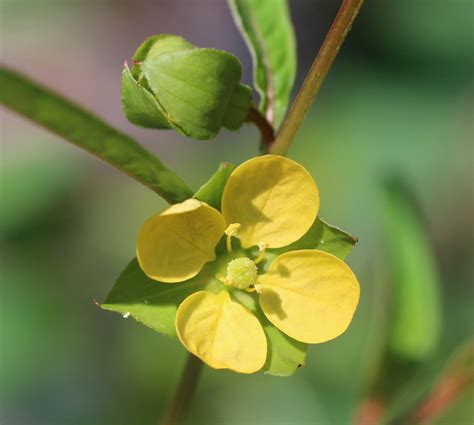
160,354,203,425
269,0,365,156
247,104,275,148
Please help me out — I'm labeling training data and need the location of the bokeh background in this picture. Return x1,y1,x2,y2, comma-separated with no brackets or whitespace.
1,1,473,424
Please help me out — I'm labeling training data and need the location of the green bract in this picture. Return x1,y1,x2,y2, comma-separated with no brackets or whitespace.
122,34,253,140
101,162,358,376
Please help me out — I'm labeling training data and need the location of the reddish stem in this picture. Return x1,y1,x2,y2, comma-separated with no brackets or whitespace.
408,375,473,425
247,105,275,148
354,397,385,425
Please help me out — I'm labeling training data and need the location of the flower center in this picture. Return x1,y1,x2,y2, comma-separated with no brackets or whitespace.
224,257,258,289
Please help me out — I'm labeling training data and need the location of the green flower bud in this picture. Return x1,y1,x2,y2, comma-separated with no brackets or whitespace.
121,34,253,140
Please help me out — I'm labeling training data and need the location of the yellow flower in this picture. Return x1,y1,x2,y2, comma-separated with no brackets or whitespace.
136,155,360,374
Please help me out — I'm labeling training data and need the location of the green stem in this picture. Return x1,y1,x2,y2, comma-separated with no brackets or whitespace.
269,0,365,156
160,354,203,425
0,66,193,204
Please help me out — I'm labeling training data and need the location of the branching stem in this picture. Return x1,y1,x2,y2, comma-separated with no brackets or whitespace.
247,104,275,148
269,0,365,156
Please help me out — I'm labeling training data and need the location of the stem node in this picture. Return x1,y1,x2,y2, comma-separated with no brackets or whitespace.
269,0,365,156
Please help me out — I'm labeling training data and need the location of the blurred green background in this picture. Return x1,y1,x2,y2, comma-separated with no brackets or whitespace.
1,1,473,424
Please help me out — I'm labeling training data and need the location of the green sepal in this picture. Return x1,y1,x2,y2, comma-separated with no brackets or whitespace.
131,34,193,80
131,35,162,80
269,217,358,261
223,83,253,131
194,162,236,210
121,64,171,129
142,48,243,140
122,34,253,139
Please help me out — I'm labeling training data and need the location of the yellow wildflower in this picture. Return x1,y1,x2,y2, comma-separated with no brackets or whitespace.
136,155,360,373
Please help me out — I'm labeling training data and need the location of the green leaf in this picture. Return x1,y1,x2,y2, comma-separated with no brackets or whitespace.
101,259,217,338
0,66,193,204
230,290,307,377
194,162,236,210
260,314,307,376
142,48,245,140
121,65,171,129
0,152,79,234
383,178,442,361
228,0,296,127
270,217,358,260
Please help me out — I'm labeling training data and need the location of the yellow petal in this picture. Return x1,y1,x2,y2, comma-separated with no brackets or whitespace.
258,250,360,344
221,155,319,249
137,199,225,283
176,291,267,373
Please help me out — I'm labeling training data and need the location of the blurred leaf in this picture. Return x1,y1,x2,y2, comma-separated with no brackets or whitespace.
363,178,444,418
0,153,78,234
228,0,296,127
194,162,236,210
101,259,219,338
367,0,473,71
0,66,193,204
0,259,82,398
383,178,442,361
270,217,358,260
